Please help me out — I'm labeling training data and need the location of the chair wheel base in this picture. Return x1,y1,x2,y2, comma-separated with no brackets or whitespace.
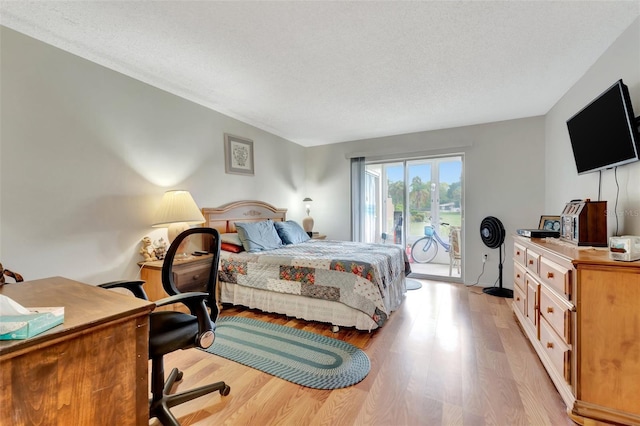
150,367,230,425
221,384,231,396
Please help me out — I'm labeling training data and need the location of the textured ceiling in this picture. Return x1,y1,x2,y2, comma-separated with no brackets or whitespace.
1,1,639,147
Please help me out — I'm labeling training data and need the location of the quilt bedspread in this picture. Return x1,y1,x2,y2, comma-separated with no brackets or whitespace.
219,240,408,327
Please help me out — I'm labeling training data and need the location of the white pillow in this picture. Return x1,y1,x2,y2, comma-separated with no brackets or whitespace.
220,233,243,247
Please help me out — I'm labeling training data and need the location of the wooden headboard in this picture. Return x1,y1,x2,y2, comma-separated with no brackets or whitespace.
202,200,287,234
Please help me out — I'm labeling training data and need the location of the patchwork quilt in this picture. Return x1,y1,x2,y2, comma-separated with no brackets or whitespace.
219,240,409,327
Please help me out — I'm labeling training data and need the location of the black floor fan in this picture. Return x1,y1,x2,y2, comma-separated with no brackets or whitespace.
480,216,513,298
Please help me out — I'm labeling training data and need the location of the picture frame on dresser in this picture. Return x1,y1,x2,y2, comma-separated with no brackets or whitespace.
224,133,254,176
538,215,561,231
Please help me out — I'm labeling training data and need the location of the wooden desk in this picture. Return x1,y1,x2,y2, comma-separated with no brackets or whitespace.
0,277,155,426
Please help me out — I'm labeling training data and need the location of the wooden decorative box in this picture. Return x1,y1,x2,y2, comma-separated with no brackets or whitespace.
560,199,607,246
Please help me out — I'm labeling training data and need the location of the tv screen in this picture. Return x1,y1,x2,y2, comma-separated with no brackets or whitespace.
566,79,640,175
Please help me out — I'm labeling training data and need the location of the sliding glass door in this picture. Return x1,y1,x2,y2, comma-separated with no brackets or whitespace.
363,155,463,280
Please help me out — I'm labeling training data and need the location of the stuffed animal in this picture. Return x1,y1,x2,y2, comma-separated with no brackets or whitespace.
139,237,158,262
0,262,24,286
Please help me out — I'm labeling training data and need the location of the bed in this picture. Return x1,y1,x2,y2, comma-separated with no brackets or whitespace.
202,200,408,331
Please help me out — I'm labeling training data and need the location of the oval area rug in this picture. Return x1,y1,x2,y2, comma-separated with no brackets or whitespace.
202,316,370,389
406,278,423,290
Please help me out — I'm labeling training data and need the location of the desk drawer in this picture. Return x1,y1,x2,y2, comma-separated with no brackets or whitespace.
173,262,212,293
514,242,526,267
526,248,540,274
540,316,571,384
539,257,571,299
539,285,572,345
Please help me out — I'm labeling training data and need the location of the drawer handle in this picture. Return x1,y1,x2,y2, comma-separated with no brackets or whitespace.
516,297,520,301
547,307,554,313
547,342,554,349
529,260,534,265
516,250,520,255
547,272,554,279
192,274,200,280
516,274,521,278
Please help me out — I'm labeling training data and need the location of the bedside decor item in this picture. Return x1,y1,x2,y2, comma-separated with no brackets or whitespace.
139,237,158,262
302,197,314,233
153,237,168,260
224,133,254,175
152,190,206,244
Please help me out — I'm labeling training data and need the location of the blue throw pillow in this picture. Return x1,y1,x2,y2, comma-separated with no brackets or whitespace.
235,220,284,252
274,220,311,245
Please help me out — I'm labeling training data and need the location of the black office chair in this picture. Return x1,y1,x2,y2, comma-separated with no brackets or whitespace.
100,227,229,426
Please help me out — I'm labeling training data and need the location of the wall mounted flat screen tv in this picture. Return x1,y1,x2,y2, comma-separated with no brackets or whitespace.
566,79,640,175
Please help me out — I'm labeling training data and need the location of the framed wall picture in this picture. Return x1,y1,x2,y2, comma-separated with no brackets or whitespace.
224,134,254,175
539,215,561,232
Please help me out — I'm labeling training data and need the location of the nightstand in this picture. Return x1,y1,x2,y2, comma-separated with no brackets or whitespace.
139,254,214,311
311,233,326,240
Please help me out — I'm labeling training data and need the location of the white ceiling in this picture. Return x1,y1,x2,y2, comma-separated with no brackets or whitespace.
1,1,639,147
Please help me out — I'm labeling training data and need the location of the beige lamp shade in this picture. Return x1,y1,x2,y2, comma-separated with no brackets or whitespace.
152,190,205,242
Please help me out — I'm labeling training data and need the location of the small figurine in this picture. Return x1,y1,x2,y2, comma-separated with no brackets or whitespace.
0,262,24,286
154,237,168,260
139,237,158,262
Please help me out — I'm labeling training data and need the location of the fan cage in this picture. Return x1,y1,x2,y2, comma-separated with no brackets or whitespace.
480,216,505,249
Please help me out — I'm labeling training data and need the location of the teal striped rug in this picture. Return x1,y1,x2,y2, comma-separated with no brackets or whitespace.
202,316,370,389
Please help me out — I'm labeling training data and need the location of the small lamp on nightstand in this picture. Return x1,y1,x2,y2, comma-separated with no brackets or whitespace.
152,190,205,255
302,197,314,235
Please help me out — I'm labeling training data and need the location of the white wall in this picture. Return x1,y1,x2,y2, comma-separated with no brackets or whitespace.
545,18,640,236
305,117,546,288
0,27,306,284
3,17,637,289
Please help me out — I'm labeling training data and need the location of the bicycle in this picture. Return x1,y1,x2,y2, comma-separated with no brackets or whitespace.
410,222,451,263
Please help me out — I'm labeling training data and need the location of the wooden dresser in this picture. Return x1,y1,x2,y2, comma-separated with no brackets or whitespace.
512,236,640,425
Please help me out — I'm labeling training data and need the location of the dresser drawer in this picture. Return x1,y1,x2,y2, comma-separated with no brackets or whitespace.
514,242,526,267
526,248,540,274
539,256,571,299
172,262,212,293
540,317,571,384
539,285,572,344
513,285,526,318
526,274,539,331
514,263,526,292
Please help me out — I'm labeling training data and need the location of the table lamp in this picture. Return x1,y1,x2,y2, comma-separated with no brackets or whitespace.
302,197,314,234
152,190,205,245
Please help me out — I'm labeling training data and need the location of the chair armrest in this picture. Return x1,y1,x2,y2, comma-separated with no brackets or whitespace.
98,280,149,300
154,291,207,308
156,292,215,348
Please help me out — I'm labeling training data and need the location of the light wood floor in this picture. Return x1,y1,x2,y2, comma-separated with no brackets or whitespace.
152,280,575,426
